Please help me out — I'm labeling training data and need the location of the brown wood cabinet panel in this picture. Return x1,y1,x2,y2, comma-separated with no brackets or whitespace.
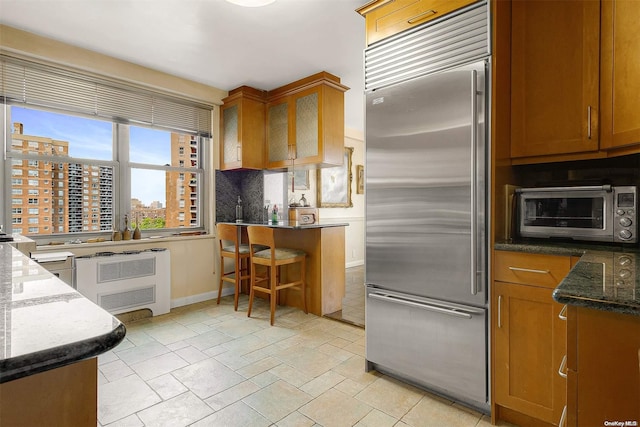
568,306,640,426
600,0,640,150
494,280,567,426
0,358,98,426
357,0,479,46
510,0,600,159
494,251,572,289
266,72,348,170
219,86,267,170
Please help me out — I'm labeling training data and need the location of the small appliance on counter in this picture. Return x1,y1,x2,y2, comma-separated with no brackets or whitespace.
515,185,637,243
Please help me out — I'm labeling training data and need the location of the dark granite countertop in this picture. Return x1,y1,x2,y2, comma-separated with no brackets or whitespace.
495,241,640,316
0,244,126,383
218,220,349,229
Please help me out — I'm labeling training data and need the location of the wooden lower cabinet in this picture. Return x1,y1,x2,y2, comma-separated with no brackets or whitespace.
493,281,567,426
493,250,575,426
0,358,98,426
566,306,640,426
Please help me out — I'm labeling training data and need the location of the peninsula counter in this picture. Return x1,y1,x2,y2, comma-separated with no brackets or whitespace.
218,221,348,316
0,243,125,426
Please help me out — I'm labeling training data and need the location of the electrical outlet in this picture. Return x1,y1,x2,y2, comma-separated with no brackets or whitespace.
352,249,356,259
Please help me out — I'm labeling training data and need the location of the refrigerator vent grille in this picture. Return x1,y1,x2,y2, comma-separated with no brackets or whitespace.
364,1,489,91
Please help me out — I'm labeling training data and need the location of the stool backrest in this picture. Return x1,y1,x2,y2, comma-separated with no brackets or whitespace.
217,223,239,251
247,226,275,253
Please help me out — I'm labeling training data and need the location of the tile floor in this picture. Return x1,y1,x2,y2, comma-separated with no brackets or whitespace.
326,265,365,328
98,291,500,427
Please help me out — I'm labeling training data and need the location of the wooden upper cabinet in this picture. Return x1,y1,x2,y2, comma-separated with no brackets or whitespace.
600,0,640,150
510,0,600,159
357,0,479,46
219,86,267,170
265,72,349,170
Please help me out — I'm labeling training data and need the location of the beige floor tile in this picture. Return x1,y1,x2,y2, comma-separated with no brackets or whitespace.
186,322,214,334
220,332,272,355
250,370,280,388
334,377,368,397
173,310,216,326
355,376,424,419
355,408,398,427
212,349,252,371
146,373,189,400
98,374,161,425
243,380,313,423
204,380,261,411
103,413,144,427
216,317,267,338
269,363,314,388
331,355,380,386
192,401,272,427
129,352,189,381
166,340,191,352
98,350,119,365
235,355,282,378
300,370,346,397
243,342,284,363
136,391,213,427
115,340,169,366
98,370,108,386
144,322,200,345
276,411,316,427
318,342,357,361
183,329,235,351
299,388,373,427
174,344,209,364
172,357,245,399
400,393,482,427
274,345,344,377
99,359,134,382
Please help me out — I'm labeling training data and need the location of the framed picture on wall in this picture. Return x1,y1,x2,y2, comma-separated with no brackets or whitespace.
317,147,353,208
288,170,309,190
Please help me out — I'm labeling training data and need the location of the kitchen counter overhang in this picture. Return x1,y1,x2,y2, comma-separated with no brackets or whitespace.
0,243,126,383
495,242,640,316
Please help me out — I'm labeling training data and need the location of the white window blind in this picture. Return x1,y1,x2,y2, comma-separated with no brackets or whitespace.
0,55,212,136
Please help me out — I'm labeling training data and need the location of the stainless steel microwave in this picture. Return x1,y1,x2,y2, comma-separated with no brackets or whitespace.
516,185,637,243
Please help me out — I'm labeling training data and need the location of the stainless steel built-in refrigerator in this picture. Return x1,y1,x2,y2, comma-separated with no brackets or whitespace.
364,2,491,412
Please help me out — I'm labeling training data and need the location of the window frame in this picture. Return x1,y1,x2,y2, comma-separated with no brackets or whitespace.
2,107,210,244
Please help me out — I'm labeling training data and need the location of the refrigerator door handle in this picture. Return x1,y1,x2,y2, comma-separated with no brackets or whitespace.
368,292,483,319
470,68,479,296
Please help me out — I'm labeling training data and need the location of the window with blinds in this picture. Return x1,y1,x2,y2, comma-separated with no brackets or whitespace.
1,55,212,241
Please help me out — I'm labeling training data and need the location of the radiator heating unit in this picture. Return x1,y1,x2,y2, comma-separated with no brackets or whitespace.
75,249,170,316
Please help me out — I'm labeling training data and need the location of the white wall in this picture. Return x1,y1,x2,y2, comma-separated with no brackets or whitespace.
287,128,365,268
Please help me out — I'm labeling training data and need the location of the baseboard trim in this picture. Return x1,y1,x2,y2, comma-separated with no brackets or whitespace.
170,287,234,308
346,260,364,268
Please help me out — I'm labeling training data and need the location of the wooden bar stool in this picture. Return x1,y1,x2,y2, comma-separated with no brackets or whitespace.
246,225,307,325
216,223,252,311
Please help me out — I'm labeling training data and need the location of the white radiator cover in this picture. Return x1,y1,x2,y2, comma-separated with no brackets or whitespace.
76,250,171,316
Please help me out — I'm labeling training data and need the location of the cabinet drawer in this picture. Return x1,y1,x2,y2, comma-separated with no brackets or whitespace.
361,0,478,45
494,251,572,288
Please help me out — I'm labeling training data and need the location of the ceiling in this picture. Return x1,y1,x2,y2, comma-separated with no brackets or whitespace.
0,0,367,131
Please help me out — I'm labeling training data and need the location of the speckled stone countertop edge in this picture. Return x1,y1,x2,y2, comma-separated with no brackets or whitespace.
0,323,126,383
495,241,640,317
218,220,349,229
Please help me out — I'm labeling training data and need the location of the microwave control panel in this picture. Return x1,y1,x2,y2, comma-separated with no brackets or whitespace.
614,187,637,243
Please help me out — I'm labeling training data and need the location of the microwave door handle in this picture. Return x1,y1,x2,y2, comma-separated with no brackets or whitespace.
470,69,478,295
516,185,613,193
